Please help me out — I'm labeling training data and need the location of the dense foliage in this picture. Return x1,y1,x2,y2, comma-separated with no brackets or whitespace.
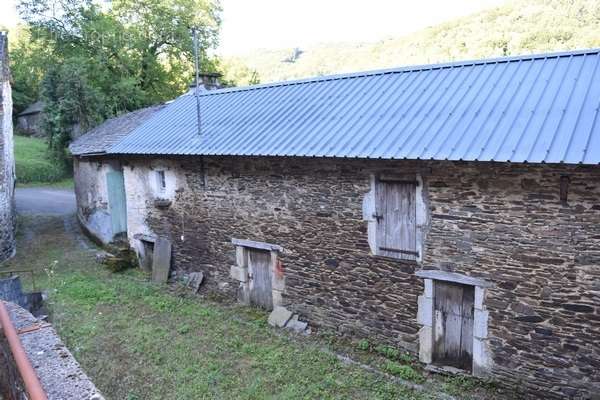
9,0,222,163
224,0,600,83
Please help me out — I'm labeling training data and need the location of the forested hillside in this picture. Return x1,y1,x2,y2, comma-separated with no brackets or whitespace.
223,0,600,84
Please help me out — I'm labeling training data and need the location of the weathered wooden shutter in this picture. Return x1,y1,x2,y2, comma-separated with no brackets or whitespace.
106,170,128,235
375,179,417,260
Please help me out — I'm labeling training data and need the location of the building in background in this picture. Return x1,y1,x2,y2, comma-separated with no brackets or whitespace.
0,32,16,262
16,101,44,136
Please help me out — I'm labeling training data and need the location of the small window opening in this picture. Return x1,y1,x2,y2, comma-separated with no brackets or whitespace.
156,170,166,192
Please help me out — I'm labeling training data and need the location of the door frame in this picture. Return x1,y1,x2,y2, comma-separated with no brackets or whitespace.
416,270,493,376
230,238,285,310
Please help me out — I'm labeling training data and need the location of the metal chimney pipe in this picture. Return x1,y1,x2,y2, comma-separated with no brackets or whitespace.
192,28,202,137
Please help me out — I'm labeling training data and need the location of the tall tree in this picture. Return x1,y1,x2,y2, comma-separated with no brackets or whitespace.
14,0,222,161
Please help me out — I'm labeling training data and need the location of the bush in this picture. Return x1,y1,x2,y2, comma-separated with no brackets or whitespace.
383,362,425,383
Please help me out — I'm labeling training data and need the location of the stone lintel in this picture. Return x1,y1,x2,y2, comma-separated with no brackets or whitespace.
232,238,283,252
416,270,493,288
133,233,157,243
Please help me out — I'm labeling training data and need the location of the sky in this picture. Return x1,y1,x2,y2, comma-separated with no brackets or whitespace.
1,0,506,55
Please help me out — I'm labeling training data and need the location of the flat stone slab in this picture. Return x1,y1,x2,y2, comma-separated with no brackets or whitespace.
286,314,308,333
268,306,293,327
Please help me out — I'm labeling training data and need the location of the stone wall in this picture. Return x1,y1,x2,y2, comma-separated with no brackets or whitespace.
0,32,16,263
113,155,599,399
0,301,103,400
73,157,121,244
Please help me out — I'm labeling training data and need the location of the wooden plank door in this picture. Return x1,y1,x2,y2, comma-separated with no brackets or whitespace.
106,170,128,236
433,281,474,371
375,180,417,260
248,249,273,310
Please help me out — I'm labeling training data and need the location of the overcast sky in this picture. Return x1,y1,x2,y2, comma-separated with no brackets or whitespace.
1,0,506,55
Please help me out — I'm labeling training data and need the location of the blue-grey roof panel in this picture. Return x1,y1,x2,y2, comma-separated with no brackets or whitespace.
110,49,600,164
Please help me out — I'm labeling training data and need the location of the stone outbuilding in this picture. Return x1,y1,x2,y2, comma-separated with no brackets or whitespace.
16,100,44,136
0,32,16,263
71,49,600,399
69,104,165,244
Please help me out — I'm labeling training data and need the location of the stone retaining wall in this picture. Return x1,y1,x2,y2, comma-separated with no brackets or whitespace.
121,156,599,399
0,301,103,400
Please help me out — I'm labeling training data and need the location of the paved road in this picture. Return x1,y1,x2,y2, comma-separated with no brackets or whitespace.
15,188,76,215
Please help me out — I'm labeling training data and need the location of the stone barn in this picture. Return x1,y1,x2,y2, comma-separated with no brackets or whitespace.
16,101,44,136
0,32,16,262
72,49,600,399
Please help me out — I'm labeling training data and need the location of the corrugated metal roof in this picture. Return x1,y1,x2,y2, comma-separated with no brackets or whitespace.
110,49,600,164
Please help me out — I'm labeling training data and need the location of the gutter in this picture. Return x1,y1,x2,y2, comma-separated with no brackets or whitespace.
0,301,48,400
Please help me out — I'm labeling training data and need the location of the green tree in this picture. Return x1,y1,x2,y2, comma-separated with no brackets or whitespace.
41,59,104,163
14,0,223,161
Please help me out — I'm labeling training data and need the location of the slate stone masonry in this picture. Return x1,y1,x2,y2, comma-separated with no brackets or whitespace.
139,155,600,399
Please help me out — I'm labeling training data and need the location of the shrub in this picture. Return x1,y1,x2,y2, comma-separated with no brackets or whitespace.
383,362,425,383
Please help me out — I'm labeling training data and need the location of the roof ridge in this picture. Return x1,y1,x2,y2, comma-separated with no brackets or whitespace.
198,48,600,97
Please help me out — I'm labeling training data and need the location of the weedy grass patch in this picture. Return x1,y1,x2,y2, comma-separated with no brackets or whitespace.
2,215,507,400
14,135,71,185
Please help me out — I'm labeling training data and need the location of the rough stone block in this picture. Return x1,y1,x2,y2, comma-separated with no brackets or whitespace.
235,246,246,267
424,279,433,298
286,314,308,333
230,265,248,282
418,325,433,364
272,289,283,307
268,306,293,327
474,286,486,310
272,275,285,291
473,309,489,339
417,295,433,326
472,337,492,377
185,272,204,293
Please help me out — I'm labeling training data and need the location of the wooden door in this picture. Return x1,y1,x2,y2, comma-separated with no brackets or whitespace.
248,249,273,310
433,281,474,371
106,170,128,236
375,180,417,260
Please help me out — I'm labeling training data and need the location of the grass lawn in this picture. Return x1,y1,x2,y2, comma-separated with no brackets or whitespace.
1,215,509,400
13,135,71,185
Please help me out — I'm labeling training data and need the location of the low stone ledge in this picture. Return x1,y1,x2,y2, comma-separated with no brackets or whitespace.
0,301,103,400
